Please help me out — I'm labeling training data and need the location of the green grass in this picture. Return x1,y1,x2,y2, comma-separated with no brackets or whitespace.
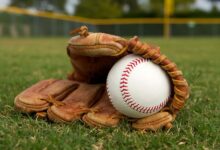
0,37,219,149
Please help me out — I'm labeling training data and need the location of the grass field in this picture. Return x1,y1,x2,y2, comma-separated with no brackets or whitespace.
0,37,219,149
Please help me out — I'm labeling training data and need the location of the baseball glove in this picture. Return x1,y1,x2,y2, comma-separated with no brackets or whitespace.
65,26,189,131
15,26,189,131
15,26,127,127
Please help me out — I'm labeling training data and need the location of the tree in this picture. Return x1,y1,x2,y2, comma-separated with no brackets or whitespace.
117,0,140,13
116,0,151,18
74,0,122,18
10,0,35,8
174,0,195,13
209,0,220,11
148,0,163,17
10,0,66,12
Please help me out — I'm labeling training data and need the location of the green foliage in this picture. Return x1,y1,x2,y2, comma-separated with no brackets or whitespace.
73,0,197,18
148,0,164,17
0,37,220,149
175,0,196,12
10,0,66,12
174,9,220,18
8,0,220,18
10,0,35,7
117,0,139,9
117,0,141,14
75,0,122,18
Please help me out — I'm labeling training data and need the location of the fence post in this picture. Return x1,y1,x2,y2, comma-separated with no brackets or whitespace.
164,0,174,39
164,18,170,39
10,15,18,37
0,24,3,36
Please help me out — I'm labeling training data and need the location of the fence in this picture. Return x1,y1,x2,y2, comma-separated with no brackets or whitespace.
0,7,220,37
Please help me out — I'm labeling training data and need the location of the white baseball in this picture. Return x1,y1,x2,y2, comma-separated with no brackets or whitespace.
107,54,171,118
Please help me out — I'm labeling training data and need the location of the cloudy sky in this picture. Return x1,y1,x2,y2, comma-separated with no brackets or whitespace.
192,0,220,11
65,0,79,14
0,0,11,8
0,0,220,13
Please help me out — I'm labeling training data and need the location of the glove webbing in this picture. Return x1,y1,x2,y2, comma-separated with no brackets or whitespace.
128,37,189,117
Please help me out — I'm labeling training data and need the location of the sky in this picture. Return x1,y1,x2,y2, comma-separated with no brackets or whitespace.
192,0,220,11
0,0,220,13
65,0,79,14
0,0,11,9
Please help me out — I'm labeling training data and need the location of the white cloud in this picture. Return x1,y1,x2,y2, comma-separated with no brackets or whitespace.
192,0,220,11
65,0,79,15
0,0,11,8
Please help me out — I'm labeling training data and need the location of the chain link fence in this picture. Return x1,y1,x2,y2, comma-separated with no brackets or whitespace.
0,12,220,37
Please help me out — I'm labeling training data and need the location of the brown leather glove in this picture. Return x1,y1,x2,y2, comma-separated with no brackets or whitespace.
15,26,189,131
15,26,127,127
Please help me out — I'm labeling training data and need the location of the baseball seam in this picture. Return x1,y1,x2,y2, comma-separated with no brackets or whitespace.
119,57,168,114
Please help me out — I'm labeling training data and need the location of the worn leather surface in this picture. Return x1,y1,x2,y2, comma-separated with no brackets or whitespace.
14,79,78,113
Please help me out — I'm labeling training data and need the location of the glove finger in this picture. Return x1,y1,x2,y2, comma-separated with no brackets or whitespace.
47,83,105,123
14,79,78,113
67,29,127,57
132,112,173,131
82,90,123,127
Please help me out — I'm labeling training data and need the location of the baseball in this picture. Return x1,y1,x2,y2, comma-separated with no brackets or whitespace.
107,54,171,118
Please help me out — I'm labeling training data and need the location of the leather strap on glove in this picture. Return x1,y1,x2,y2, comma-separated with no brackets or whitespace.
128,36,189,131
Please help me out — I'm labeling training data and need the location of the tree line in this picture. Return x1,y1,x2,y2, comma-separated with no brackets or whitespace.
10,0,220,18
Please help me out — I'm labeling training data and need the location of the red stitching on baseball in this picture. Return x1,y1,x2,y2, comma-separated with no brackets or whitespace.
130,102,136,107
122,92,129,96
120,81,128,84
123,95,130,99
127,64,134,69
119,57,168,114
120,85,127,88
122,73,129,77
120,88,128,92
130,62,136,66
139,106,144,112
123,70,130,74
121,77,128,81
125,67,132,72
124,97,132,102
133,103,139,109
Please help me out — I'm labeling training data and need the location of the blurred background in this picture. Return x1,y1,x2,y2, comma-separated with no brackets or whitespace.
0,0,220,38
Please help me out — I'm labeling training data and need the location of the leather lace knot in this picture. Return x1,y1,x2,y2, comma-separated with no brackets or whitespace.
40,95,64,106
70,26,89,37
